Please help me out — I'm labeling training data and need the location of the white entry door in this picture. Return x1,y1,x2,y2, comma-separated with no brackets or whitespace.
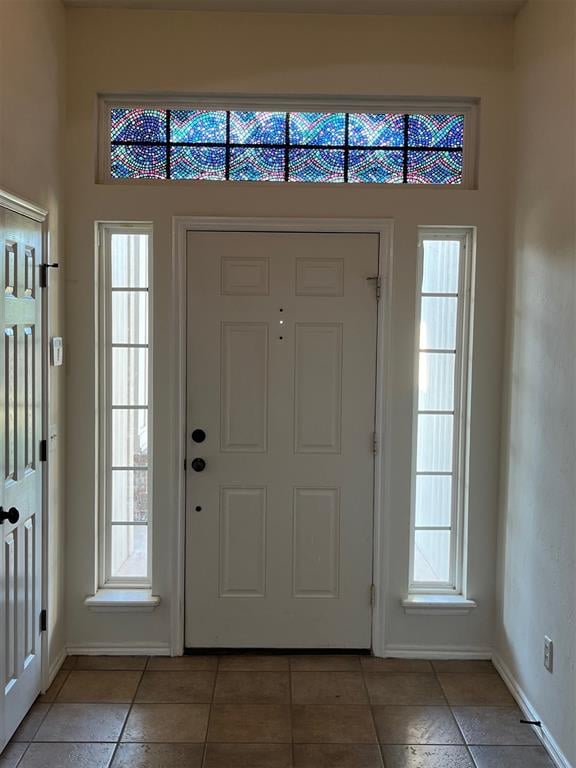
0,208,43,748
185,229,379,648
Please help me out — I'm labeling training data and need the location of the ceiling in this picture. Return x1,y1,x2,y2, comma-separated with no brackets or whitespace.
62,0,526,15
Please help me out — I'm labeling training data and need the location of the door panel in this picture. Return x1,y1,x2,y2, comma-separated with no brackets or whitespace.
185,230,378,648
0,209,43,748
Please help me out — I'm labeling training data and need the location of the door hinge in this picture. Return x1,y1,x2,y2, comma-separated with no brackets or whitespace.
39,439,47,462
39,262,59,289
372,431,378,455
40,609,47,632
366,276,381,301
370,584,376,606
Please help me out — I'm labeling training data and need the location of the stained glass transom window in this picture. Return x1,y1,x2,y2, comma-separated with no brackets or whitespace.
109,108,465,184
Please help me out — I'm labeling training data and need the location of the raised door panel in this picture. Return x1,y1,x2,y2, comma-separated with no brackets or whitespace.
219,487,267,597
221,256,269,296
292,487,340,598
220,323,269,453
294,323,343,454
295,257,344,296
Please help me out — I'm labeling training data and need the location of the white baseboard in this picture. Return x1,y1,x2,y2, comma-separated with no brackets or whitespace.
48,647,67,684
493,654,573,768
384,644,492,660
66,642,171,656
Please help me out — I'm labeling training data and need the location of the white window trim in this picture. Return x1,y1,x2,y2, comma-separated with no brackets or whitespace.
96,222,154,590
97,95,479,188
408,226,475,598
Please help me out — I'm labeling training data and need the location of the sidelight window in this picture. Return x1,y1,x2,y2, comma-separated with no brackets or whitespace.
410,228,474,593
98,223,152,586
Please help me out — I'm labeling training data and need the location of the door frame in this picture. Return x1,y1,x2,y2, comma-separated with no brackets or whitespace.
0,190,49,749
170,216,394,657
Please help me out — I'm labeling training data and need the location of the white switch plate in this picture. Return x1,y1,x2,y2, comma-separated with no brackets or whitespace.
544,636,553,672
50,336,63,366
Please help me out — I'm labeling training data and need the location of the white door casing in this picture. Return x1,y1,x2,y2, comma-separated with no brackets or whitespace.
185,229,380,648
0,206,44,748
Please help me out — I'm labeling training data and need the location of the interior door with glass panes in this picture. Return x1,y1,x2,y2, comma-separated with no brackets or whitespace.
0,208,43,749
185,230,379,648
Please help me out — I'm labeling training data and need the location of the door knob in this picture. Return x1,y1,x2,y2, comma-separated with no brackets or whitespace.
0,507,19,524
191,458,206,472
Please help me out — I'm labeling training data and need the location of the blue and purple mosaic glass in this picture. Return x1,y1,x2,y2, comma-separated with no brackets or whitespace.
111,145,166,179
289,149,344,183
111,109,166,143
229,147,285,182
229,112,286,145
289,112,346,146
407,151,462,184
408,114,464,148
110,107,464,184
348,113,404,147
348,150,404,184
170,146,226,180
170,110,227,144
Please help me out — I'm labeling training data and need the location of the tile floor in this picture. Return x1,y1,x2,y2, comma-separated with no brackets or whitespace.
1,655,554,768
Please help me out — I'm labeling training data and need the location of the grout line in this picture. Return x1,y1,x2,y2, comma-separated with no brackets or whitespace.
200,654,220,766
103,660,147,766
358,657,383,761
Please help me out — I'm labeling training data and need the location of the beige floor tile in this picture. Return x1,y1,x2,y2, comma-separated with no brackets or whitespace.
292,705,377,744
293,743,384,767
360,659,433,674
111,743,205,767
37,670,69,703
364,674,446,705
11,704,50,741
74,656,147,671
290,655,361,672
292,671,368,705
452,707,541,746
381,745,475,767
122,703,210,743
204,744,293,767
147,656,218,671
469,746,555,767
218,655,289,672
438,674,515,706
61,657,78,671
208,704,291,743
432,661,496,675
0,742,28,768
135,671,214,703
16,744,115,768
214,672,289,704
373,706,463,745
34,703,129,742
56,671,142,703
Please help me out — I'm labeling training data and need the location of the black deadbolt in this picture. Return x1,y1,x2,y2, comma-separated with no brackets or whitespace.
192,429,206,443
191,458,206,472
0,507,19,525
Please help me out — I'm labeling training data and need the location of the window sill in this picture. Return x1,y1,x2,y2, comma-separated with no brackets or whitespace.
401,594,477,615
85,589,160,613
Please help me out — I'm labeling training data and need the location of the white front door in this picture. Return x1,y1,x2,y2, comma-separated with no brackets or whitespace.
185,229,379,649
0,209,43,748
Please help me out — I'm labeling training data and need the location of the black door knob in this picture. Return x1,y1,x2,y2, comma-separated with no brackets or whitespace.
191,458,206,472
0,507,19,524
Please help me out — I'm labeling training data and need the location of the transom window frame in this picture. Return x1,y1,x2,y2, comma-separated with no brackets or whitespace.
97,96,479,188
97,221,154,589
409,226,475,596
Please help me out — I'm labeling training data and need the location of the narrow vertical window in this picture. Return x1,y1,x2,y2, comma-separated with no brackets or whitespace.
98,224,152,586
410,228,473,593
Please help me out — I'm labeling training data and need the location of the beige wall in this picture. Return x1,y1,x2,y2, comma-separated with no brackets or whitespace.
0,0,67,673
65,8,513,653
496,1,576,764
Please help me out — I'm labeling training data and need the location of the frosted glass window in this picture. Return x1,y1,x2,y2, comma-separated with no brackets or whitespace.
411,232,472,591
99,225,152,585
